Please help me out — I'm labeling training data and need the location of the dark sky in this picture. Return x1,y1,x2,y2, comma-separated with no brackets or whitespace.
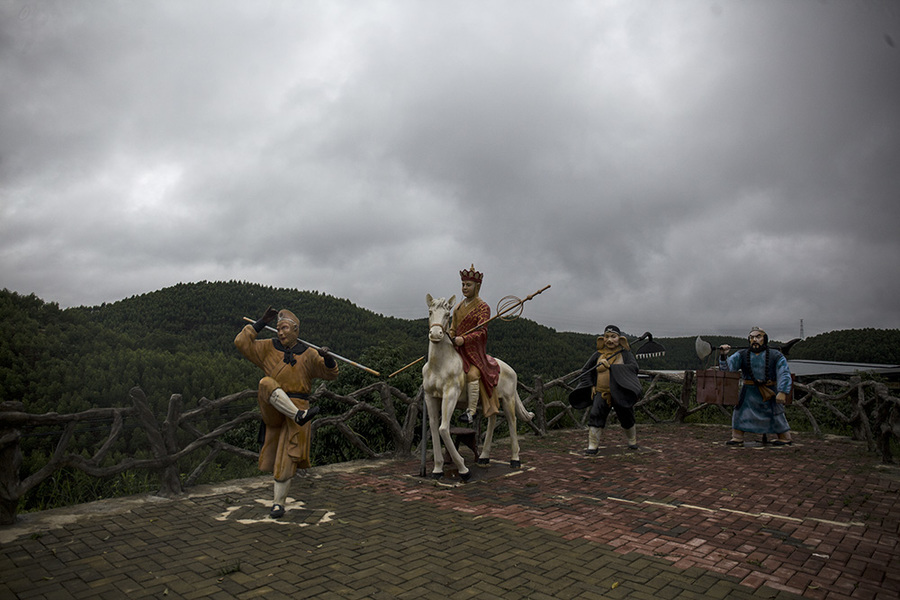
2,0,899,341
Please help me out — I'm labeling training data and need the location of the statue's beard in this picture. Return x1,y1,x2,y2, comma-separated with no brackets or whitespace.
750,341,767,353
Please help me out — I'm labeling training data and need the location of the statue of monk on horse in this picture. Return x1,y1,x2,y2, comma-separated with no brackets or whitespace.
422,265,536,480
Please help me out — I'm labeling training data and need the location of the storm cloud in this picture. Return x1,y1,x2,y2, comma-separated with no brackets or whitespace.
2,0,899,342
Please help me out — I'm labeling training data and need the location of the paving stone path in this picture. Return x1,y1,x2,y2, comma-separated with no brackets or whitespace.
1,424,897,599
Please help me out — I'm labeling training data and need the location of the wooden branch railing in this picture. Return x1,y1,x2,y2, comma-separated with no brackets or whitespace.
2,370,898,525
0,387,259,525
513,369,899,462
314,382,423,458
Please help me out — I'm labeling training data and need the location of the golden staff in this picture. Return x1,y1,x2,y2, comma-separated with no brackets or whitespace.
388,284,551,378
458,284,551,337
388,356,424,378
242,317,380,377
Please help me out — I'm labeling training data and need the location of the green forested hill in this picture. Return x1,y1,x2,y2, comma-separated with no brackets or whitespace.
789,328,900,364
73,281,427,360
2,282,898,415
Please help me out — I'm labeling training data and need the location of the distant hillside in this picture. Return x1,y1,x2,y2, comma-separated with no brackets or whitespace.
66,280,597,380
2,283,898,415
70,281,425,361
789,328,900,364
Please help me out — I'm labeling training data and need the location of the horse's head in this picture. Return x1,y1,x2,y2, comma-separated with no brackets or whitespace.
425,293,456,343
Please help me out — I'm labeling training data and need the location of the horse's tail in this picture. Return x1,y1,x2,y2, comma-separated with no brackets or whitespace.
514,390,534,423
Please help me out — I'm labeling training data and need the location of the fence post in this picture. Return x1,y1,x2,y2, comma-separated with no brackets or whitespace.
0,402,24,525
676,370,694,423
163,393,183,471
532,375,547,436
130,387,183,496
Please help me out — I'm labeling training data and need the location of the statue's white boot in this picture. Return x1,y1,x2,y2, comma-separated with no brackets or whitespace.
460,380,479,425
270,478,291,519
624,426,638,450
585,426,601,455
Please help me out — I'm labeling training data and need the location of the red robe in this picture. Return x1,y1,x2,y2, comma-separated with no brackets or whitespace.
451,297,501,414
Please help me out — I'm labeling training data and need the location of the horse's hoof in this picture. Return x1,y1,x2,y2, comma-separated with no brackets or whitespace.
430,472,443,480
510,460,521,469
477,458,490,466
460,470,473,482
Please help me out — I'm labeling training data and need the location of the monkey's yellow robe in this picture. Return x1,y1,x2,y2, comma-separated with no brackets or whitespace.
235,325,339,479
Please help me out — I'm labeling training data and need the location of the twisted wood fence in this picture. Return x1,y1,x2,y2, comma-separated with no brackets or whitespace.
2,370,898,525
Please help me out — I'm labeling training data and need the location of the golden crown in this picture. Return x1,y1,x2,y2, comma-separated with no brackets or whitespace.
459,264,483,284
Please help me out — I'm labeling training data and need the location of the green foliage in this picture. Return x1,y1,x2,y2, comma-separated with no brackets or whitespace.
19,467,158,513
790,328,900,364
4,282,898,426
635,335,747,371
10,283,895,414
3,284,899,511
221,419,260,450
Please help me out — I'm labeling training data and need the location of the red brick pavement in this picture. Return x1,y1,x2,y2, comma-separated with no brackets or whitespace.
339,424,900,600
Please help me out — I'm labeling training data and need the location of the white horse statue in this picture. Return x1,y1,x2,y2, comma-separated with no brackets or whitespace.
422,294,534,481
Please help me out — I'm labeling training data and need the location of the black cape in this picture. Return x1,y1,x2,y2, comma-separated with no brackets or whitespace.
568,349,643,410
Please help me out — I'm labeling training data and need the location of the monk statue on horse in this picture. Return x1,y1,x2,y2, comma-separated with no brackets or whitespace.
422,265,537,480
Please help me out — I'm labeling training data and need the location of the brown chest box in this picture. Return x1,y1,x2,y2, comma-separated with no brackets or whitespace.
696,369,740,406
695,369,794,405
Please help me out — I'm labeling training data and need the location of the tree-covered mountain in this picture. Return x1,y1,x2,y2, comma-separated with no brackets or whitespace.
2,282,898,415
788,328,900,364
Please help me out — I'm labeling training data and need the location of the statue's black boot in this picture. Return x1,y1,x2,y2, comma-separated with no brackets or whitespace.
295,405,320,426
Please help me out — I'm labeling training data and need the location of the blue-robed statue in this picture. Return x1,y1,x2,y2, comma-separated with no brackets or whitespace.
718,327,793,446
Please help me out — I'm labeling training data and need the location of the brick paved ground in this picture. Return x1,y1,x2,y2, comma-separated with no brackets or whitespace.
1,424,898,599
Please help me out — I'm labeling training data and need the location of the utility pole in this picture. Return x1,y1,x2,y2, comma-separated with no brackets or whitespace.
800,319,804,340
